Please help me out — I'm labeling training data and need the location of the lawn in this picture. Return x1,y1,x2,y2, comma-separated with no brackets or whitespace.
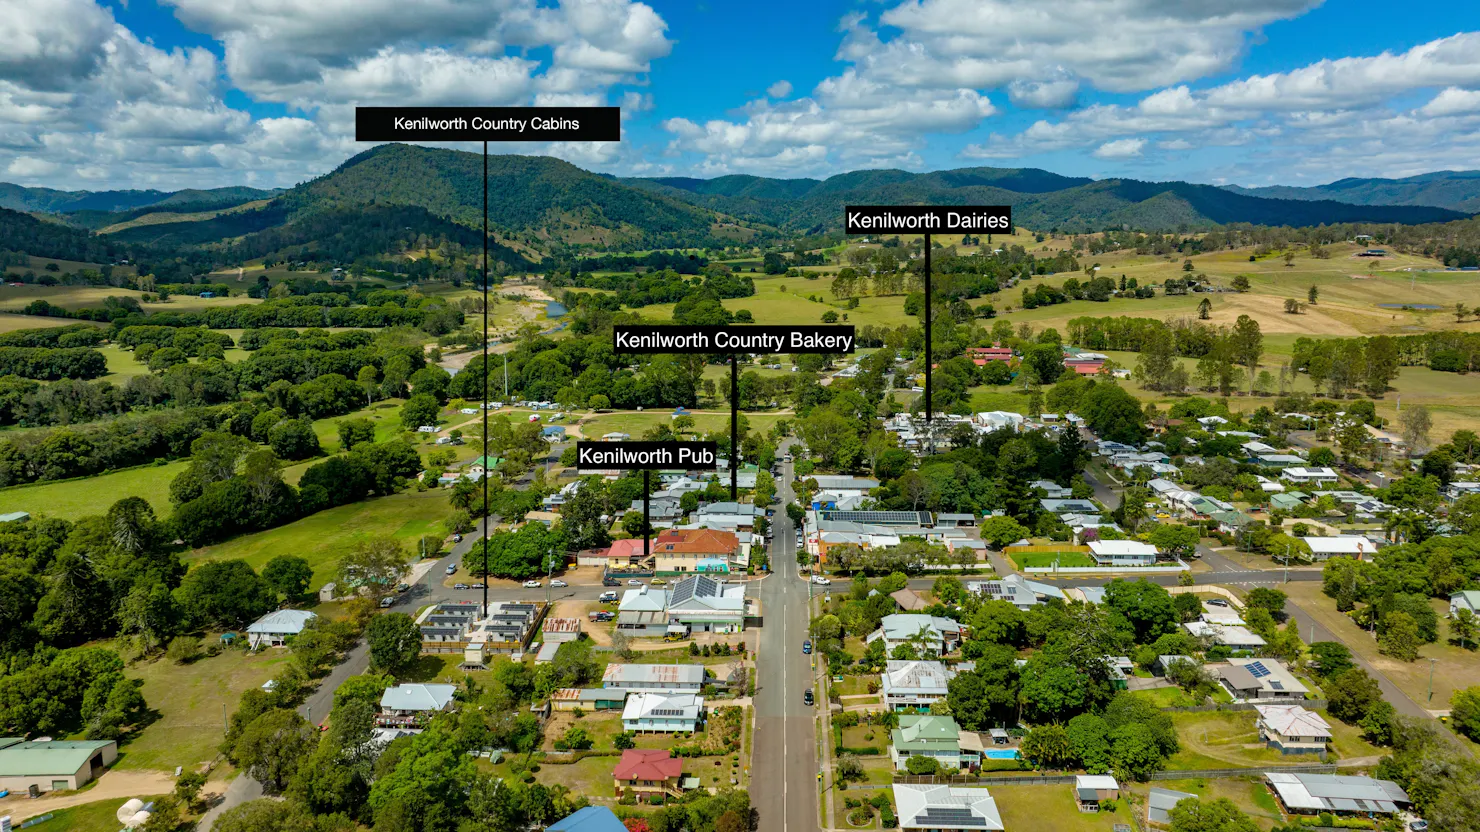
1136,685,1203,708
1139,777,1286,831
309,399,407,450
990,784,1130,831
0,312,96,333
118,647,292,771
17,794,171,832
1325,711,1384,762
1165,711,1322,771
0,460,188,520
187,488,451,590
1005,551,1096,569
1284,582,1480,709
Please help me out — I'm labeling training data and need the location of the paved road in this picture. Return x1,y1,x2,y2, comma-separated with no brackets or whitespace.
753,446,821,832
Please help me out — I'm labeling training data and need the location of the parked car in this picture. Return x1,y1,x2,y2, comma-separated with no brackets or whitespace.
550,579,568,588
379,596,396,608
452,534,463,543
1410,822,1429,832
523,580,542,588
589,611,614,622
811,576,831,586
803,688,814,706
1206,598,1230,607
445,564,458,575
599,591,618,602
627,579,644,586
396,583,410,593
802,639,812,655
454,583,469,590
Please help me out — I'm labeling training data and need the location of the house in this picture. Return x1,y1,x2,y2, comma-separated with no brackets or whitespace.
0,511,29,523
867,614,965,656
1040,498,1098,515
602,663,705,693
378,683,457,727
890,588,930,611
0,739,117,794
1265,772,1410,817
1211,509,1256,535
1303,536,1372,561
881,660,955,712
892,784,1004,831
1031,479,1071,499
1186,621,1267,651
612,749,689,800
649,529,740,575
622,692,705,733
1087,539,1159,567
548,806,628,832
541,425,566,442
551,688,628,711
418,600,545,659
543,618,582,643
1256,454,1307,469
968,345,1014,364
888,781,1006,823
1270,492,1309,512
664,574,748,633
617,585,670,636
890,715,967,771
968,574,1066,610
464,456,505,479
1075,775,1120,810
1217,658,1308,701
1450,590,1480,616
1196,415,1229,427
1153,655,1197,677
975,411,1026,433
1281,467,1340,487
1256,705,1332,755
1147,788,1198,826
692,501,764,532
246,609,318,648
809,475,881,498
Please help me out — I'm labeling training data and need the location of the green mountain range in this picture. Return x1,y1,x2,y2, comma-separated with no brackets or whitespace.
0,183,279,215
1223,171,1480,214
627,167,1468,233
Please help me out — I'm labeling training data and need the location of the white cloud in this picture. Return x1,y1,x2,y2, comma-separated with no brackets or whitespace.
0,0,116,89
767,80,793,99
1092,138,1145,159
1420,86,1480,117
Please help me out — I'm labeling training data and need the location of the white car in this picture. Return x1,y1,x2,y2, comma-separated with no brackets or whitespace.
550,579,568,588
627,579,644,586
811,576,831,586
523,579,542,588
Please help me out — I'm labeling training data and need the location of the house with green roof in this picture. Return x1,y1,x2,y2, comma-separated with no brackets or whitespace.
890,714,966,771
0,738,117,793
1271,492,1309,512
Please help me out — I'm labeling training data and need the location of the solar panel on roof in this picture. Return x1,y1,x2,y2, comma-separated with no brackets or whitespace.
1270,681,1284,690
1248,661,1271,678
820,510,932,526
916,808,987,827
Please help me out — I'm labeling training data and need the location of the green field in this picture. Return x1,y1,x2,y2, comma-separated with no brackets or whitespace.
187,488,450,589
0,460,188,520
0,312,97,334
17,794,171,832
1006,550,1095,569
118,646,292,771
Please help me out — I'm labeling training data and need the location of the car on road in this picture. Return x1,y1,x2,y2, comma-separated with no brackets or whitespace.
550,579,568,588
523,580,542,588
651,578,667,586
802,639,812,654
396,583,410,593
379,596,396,608
782,454,792,462
811,575,831,586
599,591,618,602
627,579,644,586
445,564,458,575
452,534,463,543
454,583,469,590
803,688,813,706
471,582,486,589
603,577,621,587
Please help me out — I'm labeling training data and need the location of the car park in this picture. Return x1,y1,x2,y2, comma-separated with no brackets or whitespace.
550,579,568,588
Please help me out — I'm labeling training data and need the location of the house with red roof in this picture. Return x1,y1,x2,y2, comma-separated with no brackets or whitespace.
612,748,691,799
968,344,1014,366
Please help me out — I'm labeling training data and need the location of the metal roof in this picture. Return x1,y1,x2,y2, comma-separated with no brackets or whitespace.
0,740,115,777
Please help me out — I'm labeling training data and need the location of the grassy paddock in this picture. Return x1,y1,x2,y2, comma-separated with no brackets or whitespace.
20,794,172,832
0,460,188,520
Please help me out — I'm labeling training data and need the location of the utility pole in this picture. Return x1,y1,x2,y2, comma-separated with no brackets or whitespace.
482,139,489,619
731,354,739,501
924,233,932,456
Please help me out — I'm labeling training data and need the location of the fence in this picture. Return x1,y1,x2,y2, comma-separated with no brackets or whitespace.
1160,699,1329,713
890,762,1336,787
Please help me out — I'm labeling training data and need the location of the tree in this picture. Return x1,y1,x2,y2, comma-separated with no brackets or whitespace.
1450,687,1480,741
1147,524,1199,559
338,417,376,452
367,613,422,674
1109,721,1162,781
1283,298,1301,314
1308,285,1319,304
979,516,1029,549
1326,667,1382,724
337,536,408,596
1066,713,1111,773
173,560,275,628
400,393,441,430
268,418,321,460
1379,610,1421,662
1019,723,1075,769
262,556,314,603
1230,314,1263,395
1103,580,1177,643
1400,404,1433,453
1245,587,1287,619
1197,298,1212,320
1231,275,1250,292
1452,608,1479,650
233,709,318,793
212,798,323,832
1309,642,1354,679
1167,797,1259,832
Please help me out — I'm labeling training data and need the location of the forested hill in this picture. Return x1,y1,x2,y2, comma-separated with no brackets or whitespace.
626,167,1469,233
0,183,280,215
0,206,131,263
280,143,751,249
1224,170,1480,214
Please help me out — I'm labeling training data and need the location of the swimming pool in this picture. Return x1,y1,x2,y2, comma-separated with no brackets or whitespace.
982,749,1020,760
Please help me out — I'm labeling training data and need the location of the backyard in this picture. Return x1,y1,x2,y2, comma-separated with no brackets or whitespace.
990,783,1131,831
1136,777,1287,831
1005,550,1096,570
1164,711,1325,771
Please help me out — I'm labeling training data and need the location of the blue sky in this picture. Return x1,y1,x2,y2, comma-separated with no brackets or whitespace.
4,0,1479,190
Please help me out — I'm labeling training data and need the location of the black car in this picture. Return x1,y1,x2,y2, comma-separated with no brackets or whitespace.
803,688,814,706
603,577,621,587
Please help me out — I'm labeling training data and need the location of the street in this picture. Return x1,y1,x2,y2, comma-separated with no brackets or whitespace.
752,448,821,832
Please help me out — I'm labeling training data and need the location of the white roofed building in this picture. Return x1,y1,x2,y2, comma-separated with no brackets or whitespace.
1087,539,1159,567
1265,772,1410,817
892,784,1004,831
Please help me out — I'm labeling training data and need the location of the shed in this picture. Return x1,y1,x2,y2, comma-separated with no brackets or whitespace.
1075,774,1120,809
1148,787,1198,825
0,739,117,793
